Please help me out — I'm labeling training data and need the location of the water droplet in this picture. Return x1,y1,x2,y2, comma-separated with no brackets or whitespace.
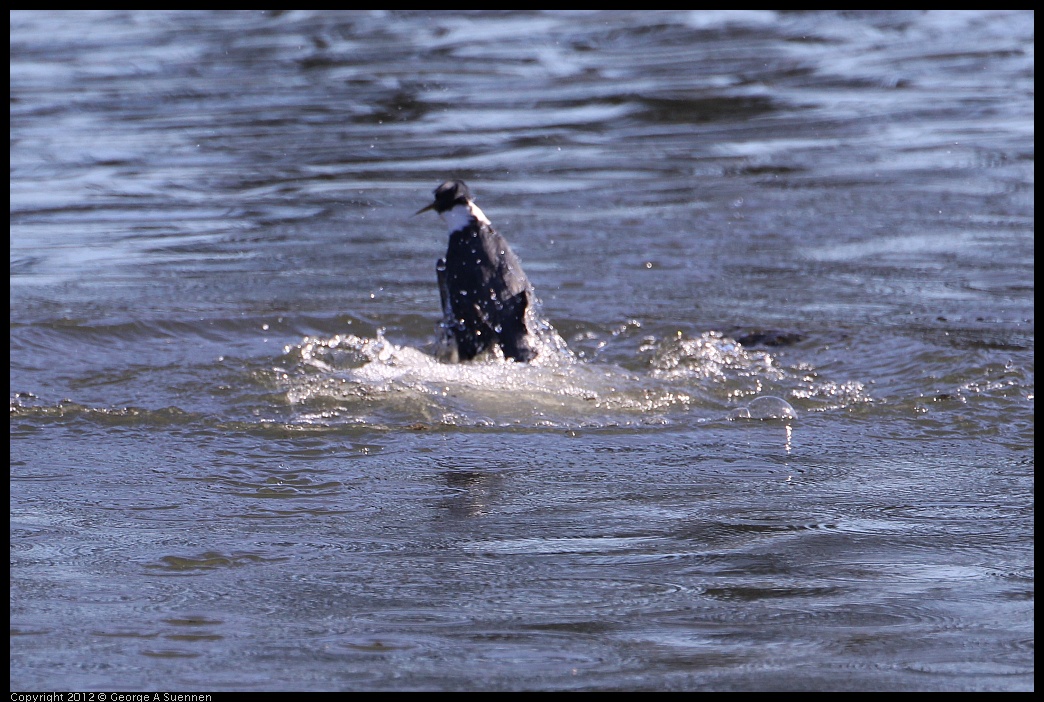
728,396,797,421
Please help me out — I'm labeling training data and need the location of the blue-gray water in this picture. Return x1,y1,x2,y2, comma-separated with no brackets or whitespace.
10,10,1033,691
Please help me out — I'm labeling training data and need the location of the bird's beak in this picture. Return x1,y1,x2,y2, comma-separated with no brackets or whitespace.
414,202,436,216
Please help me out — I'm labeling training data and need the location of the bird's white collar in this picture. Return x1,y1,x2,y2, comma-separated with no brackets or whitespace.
441,202,491,233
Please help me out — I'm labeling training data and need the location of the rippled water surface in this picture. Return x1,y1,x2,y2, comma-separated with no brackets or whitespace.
10,10,1033,691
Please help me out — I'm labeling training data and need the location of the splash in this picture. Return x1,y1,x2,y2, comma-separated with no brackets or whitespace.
645,330,787,383
272,326,869,428
275,326,711,428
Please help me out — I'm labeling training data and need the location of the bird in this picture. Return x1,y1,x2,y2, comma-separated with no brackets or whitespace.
416,180,537,363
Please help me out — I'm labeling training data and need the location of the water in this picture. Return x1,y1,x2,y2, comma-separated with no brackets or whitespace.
10,10,1033,691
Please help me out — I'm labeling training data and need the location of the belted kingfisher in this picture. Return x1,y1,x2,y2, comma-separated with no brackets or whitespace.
416,180,537,363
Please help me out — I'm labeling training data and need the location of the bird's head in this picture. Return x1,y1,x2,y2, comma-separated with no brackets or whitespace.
415,180,472,215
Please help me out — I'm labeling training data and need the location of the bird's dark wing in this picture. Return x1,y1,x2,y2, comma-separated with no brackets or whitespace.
444,223,535,362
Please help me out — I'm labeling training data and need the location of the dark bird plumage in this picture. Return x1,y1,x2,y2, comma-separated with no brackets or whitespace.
417,180,536,363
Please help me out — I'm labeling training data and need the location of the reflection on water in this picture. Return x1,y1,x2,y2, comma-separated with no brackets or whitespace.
10,10,1033,691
